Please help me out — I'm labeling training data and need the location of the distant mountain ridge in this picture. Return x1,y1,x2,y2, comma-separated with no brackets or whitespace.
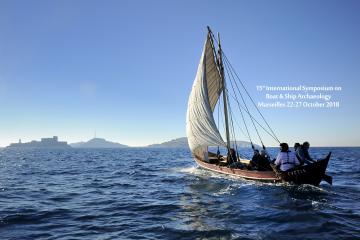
146,137,257,148
147,137,189,148
70,138,128,148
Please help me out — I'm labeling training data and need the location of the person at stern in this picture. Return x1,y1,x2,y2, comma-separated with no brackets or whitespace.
275,143,300,171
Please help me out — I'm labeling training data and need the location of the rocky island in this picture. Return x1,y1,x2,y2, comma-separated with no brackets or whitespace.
7,136,70,148
70,138,129,148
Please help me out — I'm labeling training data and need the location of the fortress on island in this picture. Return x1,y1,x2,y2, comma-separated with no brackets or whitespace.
8,136,70,148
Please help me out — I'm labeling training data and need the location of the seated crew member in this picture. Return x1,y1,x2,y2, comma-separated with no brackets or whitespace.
294,143,301,152
293,142,303,164
275,143,300,171
296,141,314,164
257,149,272,171
229,148,245,169
249,149,260,170
228,148,237,164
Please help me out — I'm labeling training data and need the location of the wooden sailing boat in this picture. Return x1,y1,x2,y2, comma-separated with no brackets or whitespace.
186,27,331,185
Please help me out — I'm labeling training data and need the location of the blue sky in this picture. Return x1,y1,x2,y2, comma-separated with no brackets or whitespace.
0,0,359,147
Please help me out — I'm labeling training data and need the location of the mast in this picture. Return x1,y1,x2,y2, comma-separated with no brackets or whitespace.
217,33,231,151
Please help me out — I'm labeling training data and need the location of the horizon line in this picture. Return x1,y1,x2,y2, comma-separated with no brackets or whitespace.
0,136,359,148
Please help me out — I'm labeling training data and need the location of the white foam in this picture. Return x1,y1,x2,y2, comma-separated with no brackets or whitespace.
176,166,198,174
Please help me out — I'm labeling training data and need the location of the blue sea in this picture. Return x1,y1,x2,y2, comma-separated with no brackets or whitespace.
0,147,359,240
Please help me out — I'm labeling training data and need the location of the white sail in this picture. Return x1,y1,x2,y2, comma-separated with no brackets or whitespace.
186,34,225,159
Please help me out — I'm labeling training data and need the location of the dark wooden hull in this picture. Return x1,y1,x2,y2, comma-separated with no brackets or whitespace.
272,152,332,186
194,155,279,182
194,152,332,185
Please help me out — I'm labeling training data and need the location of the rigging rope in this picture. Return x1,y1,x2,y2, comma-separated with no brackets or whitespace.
209,31,281,144
227,91,281,144
224,64,253,145
229,108,249,141
223,59,265,149
222,54,281,144
226,88,241,161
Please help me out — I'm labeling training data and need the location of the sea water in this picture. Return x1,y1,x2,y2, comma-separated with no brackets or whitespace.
0,147,359,239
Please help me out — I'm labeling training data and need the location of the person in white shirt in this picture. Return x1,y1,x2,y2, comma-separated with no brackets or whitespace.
275,143,300,171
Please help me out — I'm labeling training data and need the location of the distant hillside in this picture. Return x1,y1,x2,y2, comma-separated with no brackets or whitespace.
147,137,189,148
147,137,258,149
70,138,128,148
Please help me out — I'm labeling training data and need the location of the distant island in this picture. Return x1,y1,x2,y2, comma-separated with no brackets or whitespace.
70,138,128,148
147,137,189,148
7,136,70,148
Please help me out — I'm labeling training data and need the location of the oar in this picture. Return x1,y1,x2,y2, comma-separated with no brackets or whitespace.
322,174,333,185
307,158,332,185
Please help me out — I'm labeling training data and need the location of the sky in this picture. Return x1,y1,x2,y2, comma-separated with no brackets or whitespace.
0,0,359,147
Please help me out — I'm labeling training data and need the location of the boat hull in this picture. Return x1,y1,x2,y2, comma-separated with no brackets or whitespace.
194,156,279,182
194,152,332,185
272,152,332,186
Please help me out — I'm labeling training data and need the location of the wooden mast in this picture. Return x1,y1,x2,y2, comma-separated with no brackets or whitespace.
206,26,231,152
217,33,231,152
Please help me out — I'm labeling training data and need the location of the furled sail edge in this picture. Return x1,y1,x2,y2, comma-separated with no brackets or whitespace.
205,34,223,111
